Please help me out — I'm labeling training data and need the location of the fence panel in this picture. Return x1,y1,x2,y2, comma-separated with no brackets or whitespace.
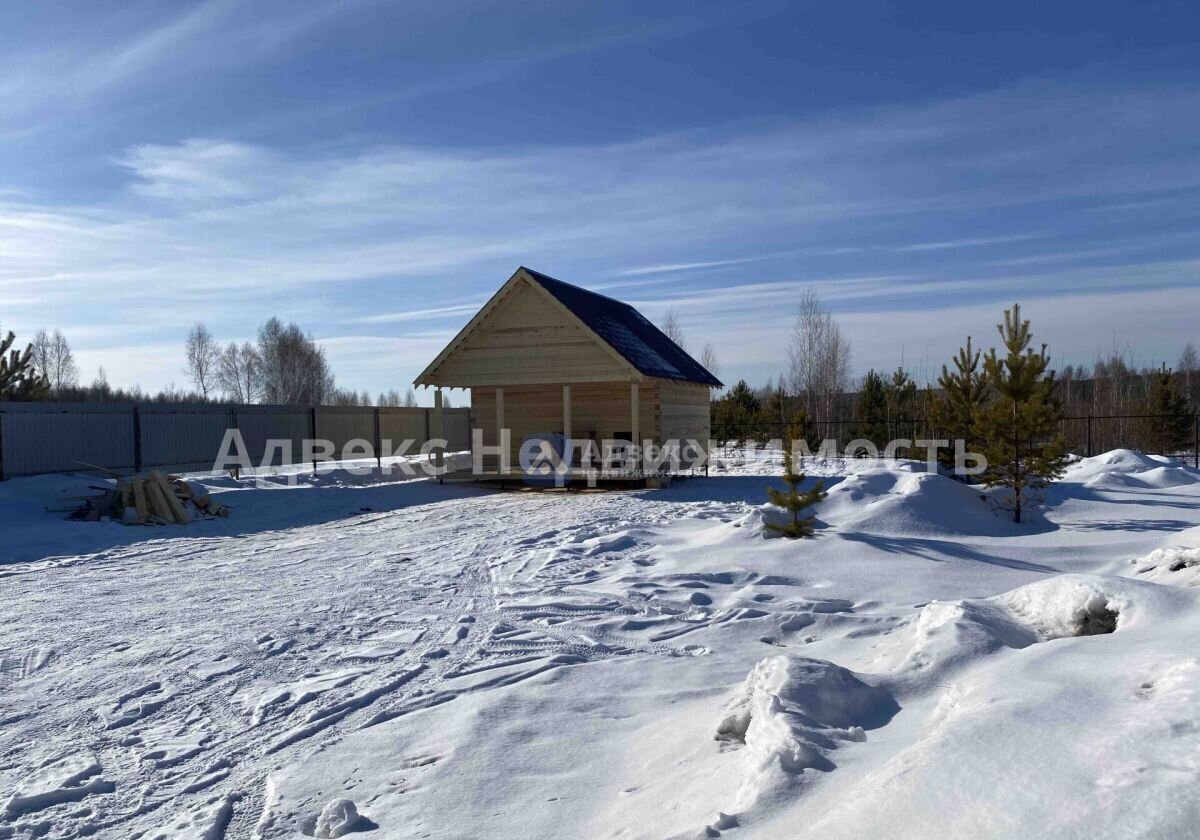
0,403,134,475
443,410,472,452
713,414,1200,469
141,406,236,471
317,408,376,458
379,409,430,451
235,407,313,468
0,401,475,478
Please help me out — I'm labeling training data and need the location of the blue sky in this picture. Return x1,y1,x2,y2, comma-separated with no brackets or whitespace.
2,0,1199,399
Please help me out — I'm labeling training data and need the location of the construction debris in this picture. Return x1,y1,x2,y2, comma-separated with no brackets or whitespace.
61,472,231,526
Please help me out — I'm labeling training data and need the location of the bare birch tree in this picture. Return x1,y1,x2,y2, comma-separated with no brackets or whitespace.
30,329,79,394
185,323,220,399
217,341,262,403
658,308,688,352
1180,342,1198,403
256,318,335,405
786,290,851,424
701,343,720,381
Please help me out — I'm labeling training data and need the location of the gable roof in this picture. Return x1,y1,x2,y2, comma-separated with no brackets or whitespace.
520,267,723,387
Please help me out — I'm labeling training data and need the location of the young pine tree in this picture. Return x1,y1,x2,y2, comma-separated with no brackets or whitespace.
785,407,822,454
1138,365,1192,455
717,379,762,447
885,367,918,456
0,330,50,400
765,443,827,538
979,305,1068,523
929,336,987,476
853,370,888,454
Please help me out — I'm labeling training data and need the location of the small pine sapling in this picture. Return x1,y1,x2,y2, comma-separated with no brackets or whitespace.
765,444,827,538
979,304,1068,523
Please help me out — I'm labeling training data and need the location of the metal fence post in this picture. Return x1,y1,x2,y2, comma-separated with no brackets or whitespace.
310,406,318,473
373,407,382,470
132,405,143,473
1086,414,1093,458
1195,414,1199,470
229,407,240,479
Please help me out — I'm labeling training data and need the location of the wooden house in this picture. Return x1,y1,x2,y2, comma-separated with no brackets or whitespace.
415,267,722,480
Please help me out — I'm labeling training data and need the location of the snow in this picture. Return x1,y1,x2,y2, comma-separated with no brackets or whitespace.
714,656,898,809
2,450,1200,838
311,799,362,838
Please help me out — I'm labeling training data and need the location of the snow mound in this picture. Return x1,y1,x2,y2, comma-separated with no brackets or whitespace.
818,469,1009,537
1132,545,1200,587
313,799,362,838
751,503,797,539
875,574,1192,685
994,573,1180,637
1083,470,1147,489
1090,448,1165,472
1139,466,1200,488
1071,449,1198,490
715,656,898,808
878,599,1039,679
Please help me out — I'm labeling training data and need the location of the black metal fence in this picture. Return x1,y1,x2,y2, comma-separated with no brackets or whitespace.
0,401,473,479
714,414,1200,469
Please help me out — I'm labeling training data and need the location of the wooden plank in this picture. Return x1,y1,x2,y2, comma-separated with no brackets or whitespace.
132,479,149,522
149,470,189,524
143,480,174,523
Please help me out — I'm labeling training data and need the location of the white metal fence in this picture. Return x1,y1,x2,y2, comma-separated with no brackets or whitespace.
0,401,472,479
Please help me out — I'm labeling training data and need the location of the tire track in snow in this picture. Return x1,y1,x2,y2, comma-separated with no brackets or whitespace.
0,486,729,838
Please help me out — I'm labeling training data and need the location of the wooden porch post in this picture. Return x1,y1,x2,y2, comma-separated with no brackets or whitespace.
433,388,444,470
563,385,572,473
630,382,640,473
495,387,505,472
562,384,572,435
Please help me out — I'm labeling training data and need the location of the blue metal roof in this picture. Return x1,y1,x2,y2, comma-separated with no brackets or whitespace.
522,267,723,388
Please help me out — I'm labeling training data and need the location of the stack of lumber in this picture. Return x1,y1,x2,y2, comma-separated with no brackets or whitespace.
63,470,231,525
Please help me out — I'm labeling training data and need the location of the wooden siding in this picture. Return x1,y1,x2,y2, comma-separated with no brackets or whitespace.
657,380,712,468
425,280,634,387
472,382,660,468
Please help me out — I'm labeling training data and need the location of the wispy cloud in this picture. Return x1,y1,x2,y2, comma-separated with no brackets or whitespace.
893,234,1041,252
610,247,864,278
0,1,371,125
353,303,485,325
2,76,1199,391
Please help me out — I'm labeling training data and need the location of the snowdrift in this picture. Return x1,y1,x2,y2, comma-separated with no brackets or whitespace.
715,656,898,809
818,469,1011,537
745,468,1015,539
1070,449,1200,490
872,573,1194,686
792,572,1200,840
1131,529,1200,588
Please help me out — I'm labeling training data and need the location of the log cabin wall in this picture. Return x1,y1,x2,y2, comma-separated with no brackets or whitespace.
471,382,660,470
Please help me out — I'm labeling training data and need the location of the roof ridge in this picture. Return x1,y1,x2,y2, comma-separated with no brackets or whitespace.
519,266,633,310
520,266,723,388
